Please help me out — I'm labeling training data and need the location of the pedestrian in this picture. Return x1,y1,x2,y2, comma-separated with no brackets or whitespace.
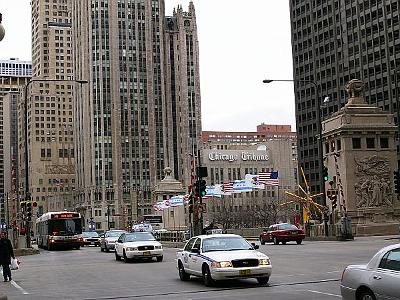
0,231,15,282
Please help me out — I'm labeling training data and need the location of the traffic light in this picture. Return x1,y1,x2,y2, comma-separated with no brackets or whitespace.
394,171,400,194
199,179,207,197
26,202,32,221
323,166,329,182
331,195,337,210
188,198,194,214
32,201,38,208
194,180,200,197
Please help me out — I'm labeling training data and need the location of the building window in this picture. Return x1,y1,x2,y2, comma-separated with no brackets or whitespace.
380,137,389,148
336,139,342,151
366,137,375,149
352,138,361,149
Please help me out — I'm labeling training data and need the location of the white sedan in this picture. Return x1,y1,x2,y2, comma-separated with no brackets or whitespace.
114,232,163,262
341,243,400,300
176,234,272,286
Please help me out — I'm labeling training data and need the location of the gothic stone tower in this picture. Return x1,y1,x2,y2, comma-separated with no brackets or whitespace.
322,79,400,236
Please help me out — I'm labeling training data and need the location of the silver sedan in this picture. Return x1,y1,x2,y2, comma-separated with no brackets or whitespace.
341,243,400,300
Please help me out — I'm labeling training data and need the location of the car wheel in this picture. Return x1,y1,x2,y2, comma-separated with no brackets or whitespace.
357,289,376,300
202,265,215,287
115,251,121,261
100,246,104,252
256,276,269,285
260,238,266,245
281,241,287,245
81,244,84,247
273,237,279,245
123,250,130,263
178,261,190,281
156,256,163,262
74,246,80,250
105,245,109,252
296,239,302,245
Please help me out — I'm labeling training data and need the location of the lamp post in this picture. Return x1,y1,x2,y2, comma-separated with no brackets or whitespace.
23,78,88,247
263,79,329,236
0,13,5,42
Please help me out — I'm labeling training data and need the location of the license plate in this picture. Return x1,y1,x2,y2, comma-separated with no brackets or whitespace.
143,251,151,256
239,269,251,276
91,242,95,245
291,231,297,235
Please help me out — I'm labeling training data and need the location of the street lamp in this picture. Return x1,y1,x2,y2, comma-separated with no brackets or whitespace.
0,13,5,42
23,78,88,247
263,79,329,235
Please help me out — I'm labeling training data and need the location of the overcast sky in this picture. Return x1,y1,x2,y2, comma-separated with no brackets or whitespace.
0,0,296,131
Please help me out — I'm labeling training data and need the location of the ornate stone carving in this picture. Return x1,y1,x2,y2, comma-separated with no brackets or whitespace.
345,79,366,105
45,164,75,174
354,155,393,208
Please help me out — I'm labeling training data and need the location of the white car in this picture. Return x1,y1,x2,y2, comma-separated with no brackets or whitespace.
114,232,163,262
341,243,400,300
176,234,272,286
100,230,127,252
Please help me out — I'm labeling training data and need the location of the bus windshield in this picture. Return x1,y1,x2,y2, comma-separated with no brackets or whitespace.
49,218,82,235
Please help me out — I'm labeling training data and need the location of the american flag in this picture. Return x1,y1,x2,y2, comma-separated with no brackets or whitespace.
258,171,279,186
223,182,234,194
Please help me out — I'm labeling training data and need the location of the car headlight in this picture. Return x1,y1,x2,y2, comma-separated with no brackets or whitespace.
259,258,271,265
126,247,138,251
155,245,162,249
211,261,232,268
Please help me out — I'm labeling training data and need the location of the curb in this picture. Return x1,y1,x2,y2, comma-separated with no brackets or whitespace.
14,248,40,256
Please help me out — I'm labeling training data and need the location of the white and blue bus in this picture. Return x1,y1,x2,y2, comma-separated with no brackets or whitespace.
36,212,83,250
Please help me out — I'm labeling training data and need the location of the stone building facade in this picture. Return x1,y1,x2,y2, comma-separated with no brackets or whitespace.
18,0,77,219
72,1,202,230
322,80,400,235
201,125,299,228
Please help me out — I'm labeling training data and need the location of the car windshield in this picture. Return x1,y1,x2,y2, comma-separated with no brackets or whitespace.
124,232,156,242
202,236,253,252
82,232,99,238
278,224,298,230
106,231,125,237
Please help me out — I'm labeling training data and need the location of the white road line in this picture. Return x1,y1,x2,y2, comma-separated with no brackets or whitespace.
10,280,29,295
307,290,341,298
1,269,29,295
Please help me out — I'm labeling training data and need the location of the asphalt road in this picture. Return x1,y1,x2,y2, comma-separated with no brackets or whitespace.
1,235,399,300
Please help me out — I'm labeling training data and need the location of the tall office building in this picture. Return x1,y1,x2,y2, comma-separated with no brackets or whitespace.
72,1,202,229
19,0,76,216
0,59,31,227
289,0,400,196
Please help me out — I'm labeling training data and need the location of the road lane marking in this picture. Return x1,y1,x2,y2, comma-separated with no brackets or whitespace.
307,290,341,298
11,280,29,295
1,270,29,295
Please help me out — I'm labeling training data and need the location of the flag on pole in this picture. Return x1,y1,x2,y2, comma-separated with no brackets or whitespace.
258,171,279,186
223,182,234,194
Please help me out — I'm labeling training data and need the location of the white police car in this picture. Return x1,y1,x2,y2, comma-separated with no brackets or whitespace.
176,234,272,286
115,232,163,262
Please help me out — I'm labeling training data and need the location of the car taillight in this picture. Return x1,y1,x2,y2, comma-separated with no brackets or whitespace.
341,267,347,283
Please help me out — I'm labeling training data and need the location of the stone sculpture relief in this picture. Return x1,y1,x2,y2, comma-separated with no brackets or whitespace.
45,164,75,174
354,155,393,208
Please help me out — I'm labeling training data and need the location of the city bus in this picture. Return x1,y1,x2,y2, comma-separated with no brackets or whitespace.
36,212,83,250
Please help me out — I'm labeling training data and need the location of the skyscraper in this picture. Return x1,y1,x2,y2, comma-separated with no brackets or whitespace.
72,1,201,230
0,59,31,227
20,0,76,216
289,0,400,196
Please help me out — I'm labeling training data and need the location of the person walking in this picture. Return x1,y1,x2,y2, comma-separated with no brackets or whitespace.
0,231,15,282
